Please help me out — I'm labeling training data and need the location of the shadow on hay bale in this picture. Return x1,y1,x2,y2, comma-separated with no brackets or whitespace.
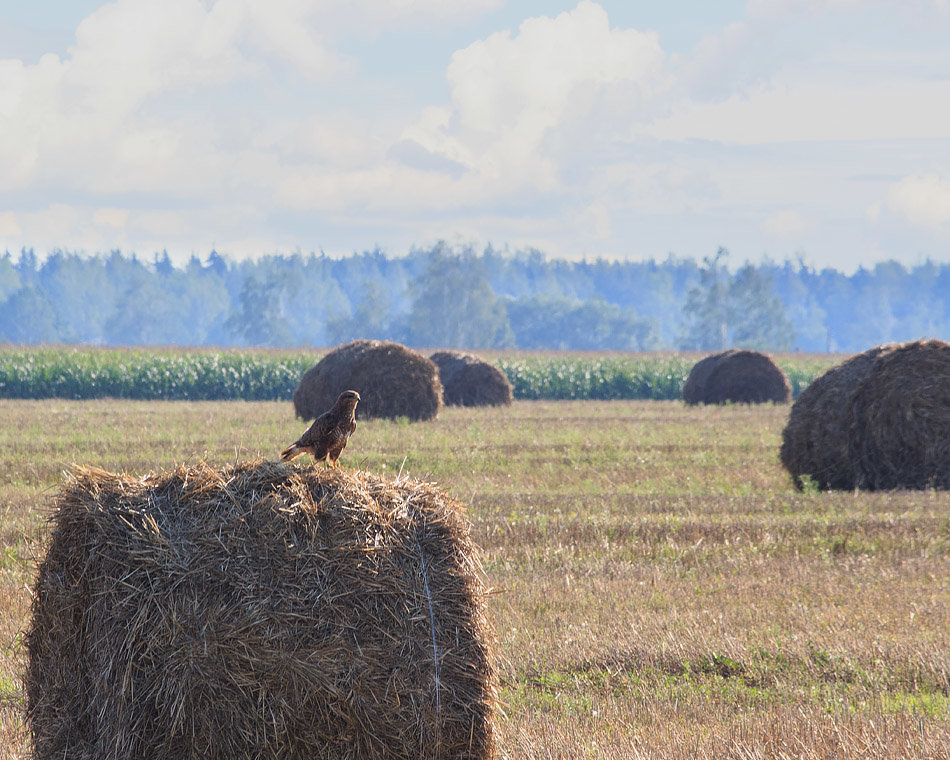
847,339,950,491
26,460,498,760
293,340,443,422
682,350,737,404
429,351,513,407
779,344,896,490
683,349,791,405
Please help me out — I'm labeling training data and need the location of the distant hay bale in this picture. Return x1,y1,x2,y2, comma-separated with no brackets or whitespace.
429,351,513,407
26,461,498,760
779,344,896,490
683,349,791,405
293,340,443,422
847,339,950,491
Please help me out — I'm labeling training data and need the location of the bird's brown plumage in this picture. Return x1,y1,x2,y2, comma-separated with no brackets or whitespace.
280,389,360,467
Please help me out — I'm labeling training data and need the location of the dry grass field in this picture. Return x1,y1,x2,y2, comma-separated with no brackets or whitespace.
0,397,947,758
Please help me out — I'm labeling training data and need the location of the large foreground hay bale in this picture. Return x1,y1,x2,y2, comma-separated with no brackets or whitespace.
779,344,895,490
847,339,950,490
26,461,497,760
429,351,513,407
294,340,443,422
683,349,791,405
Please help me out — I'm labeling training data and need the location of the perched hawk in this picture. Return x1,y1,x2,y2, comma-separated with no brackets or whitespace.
280,389,360,468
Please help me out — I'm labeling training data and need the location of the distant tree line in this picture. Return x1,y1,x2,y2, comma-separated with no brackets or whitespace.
0,243,946,351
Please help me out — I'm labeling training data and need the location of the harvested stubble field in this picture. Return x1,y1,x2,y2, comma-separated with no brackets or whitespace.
0,397,947,759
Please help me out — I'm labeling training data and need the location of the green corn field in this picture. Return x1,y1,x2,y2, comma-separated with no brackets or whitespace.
0,347,835,401
0,348,313,401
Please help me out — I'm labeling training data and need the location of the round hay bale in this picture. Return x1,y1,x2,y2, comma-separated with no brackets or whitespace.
779,344,896,490
430,351,513,407
847,339,950,491
294,340,443,422
26,461,498,760
683,349,791,405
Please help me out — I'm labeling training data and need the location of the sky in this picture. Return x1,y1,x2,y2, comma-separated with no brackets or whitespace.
1,1,949,273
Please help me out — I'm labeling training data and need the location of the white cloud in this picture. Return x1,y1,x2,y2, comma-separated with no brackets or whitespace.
587,159,719,215
268,2,675,219
747,0,950,20
268,0,505,38
402,1,668,200
93,208,130,228
0,211,22,238
446,1,664,136
680,0,950,102
223,1,352,81
578,201,612,241
0,0,511,209
763,209,809,238
256,112,398,170
13,204,93,251
884,175,950,232
2,202,280,258
0,0,948,270
643,79,950,143
334,0,505,29
400,106,470,170
0,0,368,198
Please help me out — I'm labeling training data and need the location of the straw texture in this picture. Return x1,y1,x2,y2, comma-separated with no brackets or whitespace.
26,460,497,760
779,345,895,490
847,339,950,490
780,339,949,491
429,352,513,407
683,350,791,405
293,340,443,422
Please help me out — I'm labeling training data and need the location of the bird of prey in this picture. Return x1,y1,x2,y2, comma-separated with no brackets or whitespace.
280,389,360,468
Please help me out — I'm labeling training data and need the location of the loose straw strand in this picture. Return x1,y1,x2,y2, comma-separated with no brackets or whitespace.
417,538,442,746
